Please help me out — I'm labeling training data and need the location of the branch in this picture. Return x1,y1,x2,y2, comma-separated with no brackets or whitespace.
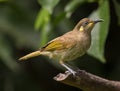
54,70,120,91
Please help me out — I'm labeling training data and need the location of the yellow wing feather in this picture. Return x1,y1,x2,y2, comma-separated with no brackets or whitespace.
41,32,77,51
41,39,64,51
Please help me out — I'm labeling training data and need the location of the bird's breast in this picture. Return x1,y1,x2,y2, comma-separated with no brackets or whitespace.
62,33,91,62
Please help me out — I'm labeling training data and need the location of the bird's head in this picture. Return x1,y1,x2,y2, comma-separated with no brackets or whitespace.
74,18,103,34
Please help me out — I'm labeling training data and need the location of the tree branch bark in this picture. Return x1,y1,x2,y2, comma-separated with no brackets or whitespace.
54,70,120,91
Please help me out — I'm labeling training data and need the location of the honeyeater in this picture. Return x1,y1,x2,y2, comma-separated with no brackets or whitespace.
19,18,103,75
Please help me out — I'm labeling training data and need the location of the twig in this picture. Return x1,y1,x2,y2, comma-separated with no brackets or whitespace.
54,70,120,91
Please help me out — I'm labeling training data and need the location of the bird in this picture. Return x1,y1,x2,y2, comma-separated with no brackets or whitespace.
19,18,103,75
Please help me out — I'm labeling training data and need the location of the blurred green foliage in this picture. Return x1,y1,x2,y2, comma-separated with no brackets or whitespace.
88,0,110,62
0,0,120,91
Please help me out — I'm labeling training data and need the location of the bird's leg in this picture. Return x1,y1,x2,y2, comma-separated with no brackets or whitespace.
60,61,76,76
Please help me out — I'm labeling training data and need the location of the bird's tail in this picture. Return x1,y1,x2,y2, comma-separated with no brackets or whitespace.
19,51,41,61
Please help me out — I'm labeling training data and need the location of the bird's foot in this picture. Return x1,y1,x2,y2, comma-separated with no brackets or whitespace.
60,62,77,76
66,69,77,76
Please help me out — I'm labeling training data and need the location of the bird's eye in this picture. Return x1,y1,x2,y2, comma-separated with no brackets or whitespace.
83,21,89,26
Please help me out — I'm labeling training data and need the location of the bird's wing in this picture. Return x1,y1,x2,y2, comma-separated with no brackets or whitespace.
40,36,76,51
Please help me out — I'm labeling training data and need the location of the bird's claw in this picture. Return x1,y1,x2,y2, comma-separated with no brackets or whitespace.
67,70,76,76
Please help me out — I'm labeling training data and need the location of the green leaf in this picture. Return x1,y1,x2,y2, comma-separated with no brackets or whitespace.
65,0,86,18
34,8,50,30
34,8,51,46
113,0,120,25
37,0,59,14
40,23,51,47
88,0,110,63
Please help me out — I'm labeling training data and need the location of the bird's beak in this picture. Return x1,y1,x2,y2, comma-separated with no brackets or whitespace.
94,19,104,23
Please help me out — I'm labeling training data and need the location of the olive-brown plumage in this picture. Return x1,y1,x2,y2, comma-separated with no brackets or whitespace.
19,18,103,75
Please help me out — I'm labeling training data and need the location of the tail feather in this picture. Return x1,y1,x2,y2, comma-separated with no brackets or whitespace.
19,51,41,61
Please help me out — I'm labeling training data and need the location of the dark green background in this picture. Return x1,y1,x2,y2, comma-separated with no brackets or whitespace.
0,0,120,91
